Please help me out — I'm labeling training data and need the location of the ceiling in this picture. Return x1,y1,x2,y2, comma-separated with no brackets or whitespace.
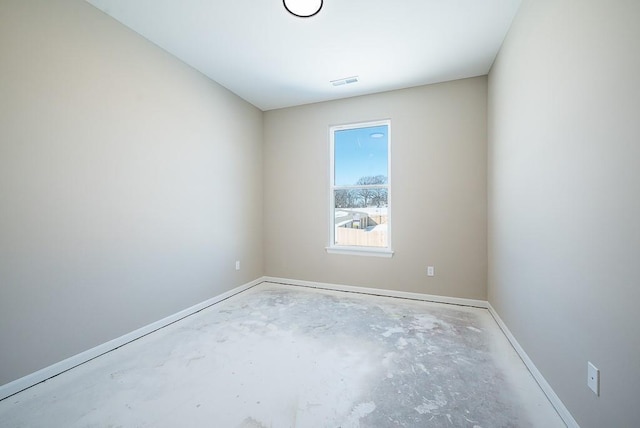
86,0,522,111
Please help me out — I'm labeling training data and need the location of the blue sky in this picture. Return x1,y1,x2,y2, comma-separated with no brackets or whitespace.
334,124,388,186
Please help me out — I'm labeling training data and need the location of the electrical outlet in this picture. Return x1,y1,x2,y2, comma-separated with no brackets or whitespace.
427,266,435,276
587,362,600,396
235,260,240,271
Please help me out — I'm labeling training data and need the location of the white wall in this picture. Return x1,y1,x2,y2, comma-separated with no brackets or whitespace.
264,77,487,299
488,0,640,426
0,0,263,386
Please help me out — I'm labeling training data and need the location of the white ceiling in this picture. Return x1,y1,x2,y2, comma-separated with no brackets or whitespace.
86,0,522,111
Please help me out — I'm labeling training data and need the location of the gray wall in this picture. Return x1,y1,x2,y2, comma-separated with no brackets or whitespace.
488,0,640,426
0,0,263,385
264,77,487,300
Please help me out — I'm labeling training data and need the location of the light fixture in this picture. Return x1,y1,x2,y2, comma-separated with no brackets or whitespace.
370,133,384,138
283,0,323,18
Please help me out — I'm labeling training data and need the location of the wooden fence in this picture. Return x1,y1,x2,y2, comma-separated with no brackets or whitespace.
335,227,387,247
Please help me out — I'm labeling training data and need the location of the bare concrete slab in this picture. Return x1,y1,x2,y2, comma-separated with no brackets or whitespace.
0,282,565,427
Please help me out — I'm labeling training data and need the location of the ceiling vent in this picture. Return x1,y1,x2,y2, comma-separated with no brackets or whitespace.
331,76,359,86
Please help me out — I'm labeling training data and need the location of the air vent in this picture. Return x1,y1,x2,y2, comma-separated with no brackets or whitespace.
331,76,359,86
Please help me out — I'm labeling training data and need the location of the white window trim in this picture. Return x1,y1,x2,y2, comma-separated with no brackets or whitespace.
327,119,393,257
326,246,394,257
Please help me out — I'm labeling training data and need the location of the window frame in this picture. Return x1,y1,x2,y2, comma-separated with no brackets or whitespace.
326,119,393,257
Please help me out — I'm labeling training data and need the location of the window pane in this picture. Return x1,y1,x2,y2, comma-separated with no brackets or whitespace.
334,189,388,247
334,125,388,186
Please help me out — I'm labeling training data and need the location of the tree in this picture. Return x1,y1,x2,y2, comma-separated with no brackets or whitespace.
355,175,387,207
334,188,360,208
335,175,388,208
372,187,388,207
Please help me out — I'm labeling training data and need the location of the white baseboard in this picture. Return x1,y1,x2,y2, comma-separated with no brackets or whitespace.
1,275,577,428
488,303,578,428
262,276,488,308
0,278,261,401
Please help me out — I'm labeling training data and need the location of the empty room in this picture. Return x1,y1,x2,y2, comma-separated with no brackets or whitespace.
0,0,638,427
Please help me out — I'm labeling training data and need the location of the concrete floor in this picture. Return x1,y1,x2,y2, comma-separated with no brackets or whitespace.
0,282,565,427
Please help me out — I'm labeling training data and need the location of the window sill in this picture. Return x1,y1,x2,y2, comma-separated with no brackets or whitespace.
325,246,394,258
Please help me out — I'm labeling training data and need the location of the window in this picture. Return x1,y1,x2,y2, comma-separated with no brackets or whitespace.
328,120,392,257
